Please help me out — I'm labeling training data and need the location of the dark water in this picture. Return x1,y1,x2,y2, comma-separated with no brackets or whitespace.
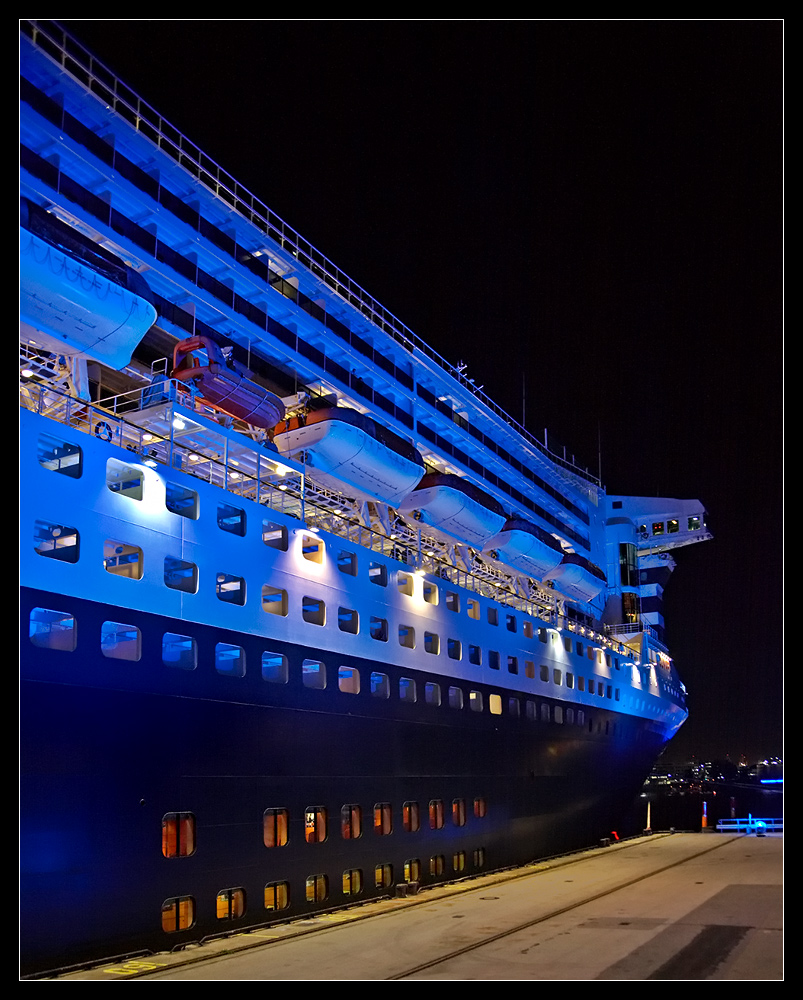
618,782,783,837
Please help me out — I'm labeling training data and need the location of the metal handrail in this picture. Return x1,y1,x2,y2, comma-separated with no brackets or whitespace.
22,18,600,487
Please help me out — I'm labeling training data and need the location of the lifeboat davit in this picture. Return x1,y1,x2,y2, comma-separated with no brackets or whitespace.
171,336,285,429
547,552,607,602
273,407,425,506
483,517,565,580
398,472,507,547
19,198,157,369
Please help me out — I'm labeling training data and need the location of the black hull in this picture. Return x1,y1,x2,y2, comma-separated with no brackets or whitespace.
21,585,665,976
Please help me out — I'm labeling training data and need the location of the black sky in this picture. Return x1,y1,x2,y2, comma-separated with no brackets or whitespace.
55,19,783,762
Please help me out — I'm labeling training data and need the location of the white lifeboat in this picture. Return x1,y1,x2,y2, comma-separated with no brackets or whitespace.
273,408,425,506
548,553,607,602
19,198,156,369
398,472,507,547
483,517,565,580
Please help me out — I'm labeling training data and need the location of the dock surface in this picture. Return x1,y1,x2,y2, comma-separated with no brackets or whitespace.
54,833,782,981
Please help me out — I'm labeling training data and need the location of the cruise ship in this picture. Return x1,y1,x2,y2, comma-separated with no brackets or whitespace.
19,21,712,976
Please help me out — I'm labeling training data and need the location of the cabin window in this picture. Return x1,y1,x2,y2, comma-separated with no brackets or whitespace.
404,859,421,883
305,874,328,903
262,519,288,550
338,666,360,694
541,704,550,722
452,799,466,827
305,807,327,844
375,864,393,889
577,676,586,692
338,607,359,634
161,896,195,932
453,851,466,872
652,521,665,536
369,561,387,586
506,613,517,633
429,799,444,830
164,556,198,594
218,502,246,536
106,459,143,500
399,677,417,703
101,622,141,661
448,686,464,710
488,650,500,670
489,694,503,715
38,432,82,478
540,664,549,682
216,888,245,920
337,549,357,575
302,596,325,626
553,669,562,685
566,707,575,724
468,644,481,666
263,808,289,848
262,586,287,616
563,636,572,652
576,642,584,656
341,804,362,839
370,616,388,641
467,599,480,620
371,671,390,699
342,869,363,896
29,607,76,651
429,855,445,876
425,682,441,706
555,706,564,724
374,802,392,836
526,700,537,720
165,482,198,519
473,848,486,869
566,671,574,688
34,520,79,563
162,813,196,857
397,572,414,596
423,581,438,605
403,801,420,832
474,797,487,819
424,631,440,654
215,642,245,677
398,624,415,648
508,697,520,717
262,652,288,684
469,691,483,712
216,573,245,605
538,628,548,643
302,659,326,689
446,591,460,612
162,633,197,671
487,607,498,626
104,540,143,580
524,660,535,679
301,533,324,563
447,638,462,660
264,882,290,910
523,620,534,638
688,515,701,530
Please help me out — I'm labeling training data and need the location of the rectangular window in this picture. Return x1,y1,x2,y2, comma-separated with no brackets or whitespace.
507,655,518,674
215,642,245,676
399,677,417,702
429,799,444,830
489,693,503,715
403,801,420,832
474,797,487,818
487,607,498,626
506,613,517,633
468,644,481,666
371,671,390,698
424,631,439,654
374,802,392,835
304,806,327,843
162,633,197,671
216,573,245,605
566,672,574,688
302,596,325,626
488,650,500,670
164,556,198,594
301,533,324,563
161,896,195,932
553,668,562,685
305,874,328,903
398,624,415,648
369,561,387,586
425,682,441,706
38,432,82,477
448,686,464,710
29,607,76,651
469,691,483,712
423,581,438,605
337,549,357,575
452,798,466,827
397,572,414,596
524,660,535,679
341,804,362,839
165,482,199,519
262,652,288,684
473,848,485,869
262,585,288,616
404,859,421,883
338,607,359,634
342,869,363,896
216,888,245,920
467,599,480,620
218,502,246,536
104,540,143,580
446,591,460,612
523,620,534,638
302,659,326,689
338,666,360,694
508,697,520,717
162,812,196,857
264,882,290,911
262,519,288,550
101,621,141,661
263,808,289,848
106,459,142,500
447,638,461,660
34,520,79,563
375,864,393,889
429,855,445,876
370,616,388,641
453,851,466,872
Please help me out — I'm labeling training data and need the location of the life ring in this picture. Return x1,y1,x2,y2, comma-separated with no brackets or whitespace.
95,420,113,442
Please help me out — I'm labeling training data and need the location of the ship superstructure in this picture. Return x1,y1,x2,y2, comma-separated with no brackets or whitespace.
19,21,711,976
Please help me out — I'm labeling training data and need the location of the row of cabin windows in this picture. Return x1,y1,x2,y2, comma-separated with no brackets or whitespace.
162,848,488,932
29,608,612,715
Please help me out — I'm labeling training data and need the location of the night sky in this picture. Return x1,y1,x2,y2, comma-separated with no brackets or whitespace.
55,20,783,762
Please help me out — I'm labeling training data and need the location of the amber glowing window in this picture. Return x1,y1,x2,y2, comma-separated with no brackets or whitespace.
263,808,289,848
161,896,195,932
374,802,392,836
104,539,143,580
404,859,421,882
264,881,290,911
301,534,324,563
474,797,487,819
452,798,466,827
342,869,363,896
216,888,245,920
375,863,393,889
524,660,535,679
429,854,445,876
162,813,196,858
453,850,466,872
489,694,503,715
305,806,327,843
467,599,480,620
341,804,362,839
305,874,328,903
403,801,420,832
429,799,444,830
